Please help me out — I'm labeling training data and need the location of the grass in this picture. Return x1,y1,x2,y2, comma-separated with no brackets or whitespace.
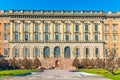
77,69,120,80
0,69,34,77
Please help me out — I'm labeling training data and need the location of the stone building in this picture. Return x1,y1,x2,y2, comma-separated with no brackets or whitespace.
0,10,119,68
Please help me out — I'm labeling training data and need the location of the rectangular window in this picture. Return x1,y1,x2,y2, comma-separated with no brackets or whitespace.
95,34,98,41
15,33,19,40
95,25,98,31
113,34,117,41
75,34,79,40
75,24,79,32
66,34,69,40
55,34,59,40
45,34,49,41
45,24,48,31
35,24,39,31
4,33,8,40
85,34,89,41
104,35,108,41
25,23,29,31
25,33,29,40
104,24,108,31
85,24,88,31
4,48,8,56
55,24,59,32
35,33,39,41
4,23,9,31
66,25,69,32
112,24,117,31
15,23,19,31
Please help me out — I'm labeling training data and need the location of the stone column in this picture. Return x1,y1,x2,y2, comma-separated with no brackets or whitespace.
10,20,14,41
81,21,84,41
50,21,54,41
71,21,74,41
40,21,44,41
20,20,24,41
61,21,64,41
30,21,34,41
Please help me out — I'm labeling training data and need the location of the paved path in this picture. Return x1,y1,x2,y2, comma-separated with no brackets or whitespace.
0,70,110,80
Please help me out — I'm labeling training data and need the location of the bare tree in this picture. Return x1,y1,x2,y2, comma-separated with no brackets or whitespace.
72,57,80,69
22,58,32,69
9,58,18,69
32,58,41,69
81,58,91,68
104,48,118,75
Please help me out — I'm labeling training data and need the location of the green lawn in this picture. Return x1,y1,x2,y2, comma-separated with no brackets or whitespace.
0,69,34,77
77,69,120,80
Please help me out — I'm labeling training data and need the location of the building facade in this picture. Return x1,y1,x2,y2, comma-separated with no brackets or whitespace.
0,10,119,62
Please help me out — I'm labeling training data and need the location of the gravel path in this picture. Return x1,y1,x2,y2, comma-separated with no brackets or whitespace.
0,70,110,80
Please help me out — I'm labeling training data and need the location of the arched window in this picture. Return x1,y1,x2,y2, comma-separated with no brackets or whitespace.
34,48,39,58
43,46,50,58
76,48,79,57
14,48,19,57
24,48,29,58
54,46,60,58
64,46,70,58
86,48,89,58
95,48,99,57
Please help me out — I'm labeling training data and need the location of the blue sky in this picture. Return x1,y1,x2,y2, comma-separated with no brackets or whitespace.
0,0,120,11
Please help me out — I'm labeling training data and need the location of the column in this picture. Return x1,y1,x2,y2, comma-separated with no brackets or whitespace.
40,21,44,41
10,20,14,41
61,21,64,41
81,21,84,41
30,21,34,41
71,21,74,41
20,20,24,41
50,21,54,41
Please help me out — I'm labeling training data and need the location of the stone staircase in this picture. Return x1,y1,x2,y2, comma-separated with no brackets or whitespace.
41,57,75,69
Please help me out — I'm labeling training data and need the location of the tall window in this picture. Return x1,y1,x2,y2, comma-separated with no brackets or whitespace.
75,24,79,32
113,34,117,41
66,25,69,32
4,23,9,31
76,48,79,57
66,34,69,41
55,34,59,40
85,34,89,41
15,23,19,31
86,48,89,58
75,34,79,40
35,33,39,41
24,48,29,57
104,24,108,31
95,34,98,41
45,24,49,31
95,24,98,31
25,23,29,31
55,24,59,32
85,24,88,31
45,34,49,41
14,48,19,57
35,23,39,31
4,33,8,40
15,33,19,40
4,48,8,56
34,48,39,58
44,46,50,58
25,33,29,40
104,35,108,41
112,24,117,31
95,48,99,57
